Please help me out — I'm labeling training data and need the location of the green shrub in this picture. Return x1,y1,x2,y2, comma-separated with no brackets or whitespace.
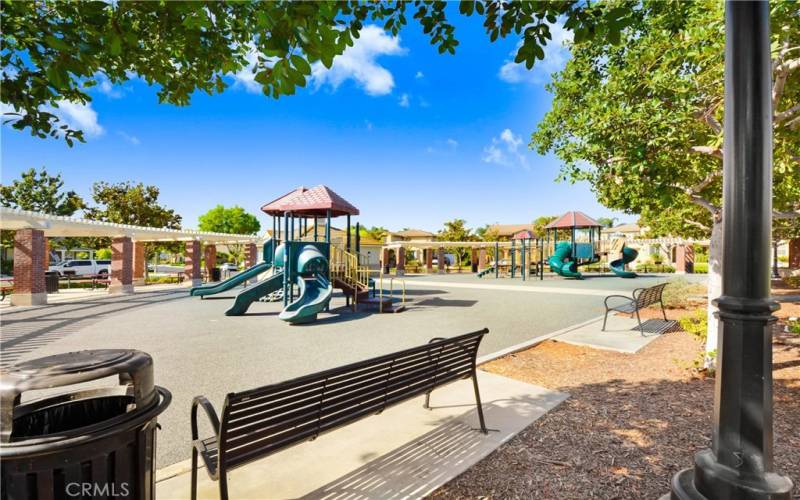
693,262,708,273
662,277,707,309
145,276,183,284
95,248,112,259
679,309,708,341
787,319,800,335
59,282,107,290
777,255,788,263
785,276,800,288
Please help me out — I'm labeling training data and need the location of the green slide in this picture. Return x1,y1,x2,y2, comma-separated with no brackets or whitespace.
190,240,274,297
278,244,332,324
278,275,332,324
477,266,496,278
548,241,583,279
610,246,639,278
224,271,284,315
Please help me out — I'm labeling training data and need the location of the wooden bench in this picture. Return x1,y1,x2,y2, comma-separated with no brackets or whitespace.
603,283,669,334
190,328,489,500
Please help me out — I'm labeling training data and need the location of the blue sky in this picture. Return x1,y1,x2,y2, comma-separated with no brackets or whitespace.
1,14,630,233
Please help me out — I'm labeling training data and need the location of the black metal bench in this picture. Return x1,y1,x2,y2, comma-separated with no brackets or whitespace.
190,328,489,500
602,283,669,334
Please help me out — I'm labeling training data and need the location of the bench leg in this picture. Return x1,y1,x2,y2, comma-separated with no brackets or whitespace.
660,299,668,321
602,309,609,331
635,309,644,336
190,447,198,500
219,468,229,500
423,391,432,410
472,371,488,434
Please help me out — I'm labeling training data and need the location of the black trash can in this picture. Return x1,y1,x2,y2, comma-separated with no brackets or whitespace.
44,271,59,294
0,350,171,500
211,267,221,282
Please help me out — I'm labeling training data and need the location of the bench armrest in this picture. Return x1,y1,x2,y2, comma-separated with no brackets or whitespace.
427,337,446,344
191,396,221,441
604,294,635,310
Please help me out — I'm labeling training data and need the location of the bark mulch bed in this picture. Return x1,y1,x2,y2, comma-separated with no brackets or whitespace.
430,312,799,499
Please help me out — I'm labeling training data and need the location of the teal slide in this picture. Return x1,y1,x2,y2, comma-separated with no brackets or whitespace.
224,271,284,316
477,266,496,278
610,246,639,278
548,241,583,279
278,275,332,324
278,244,332,324
189,241,274,297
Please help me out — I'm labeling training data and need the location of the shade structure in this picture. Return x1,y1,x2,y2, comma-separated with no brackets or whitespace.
260,186,309,216
269,185,359,217
545,211,602,229
512,229,536,240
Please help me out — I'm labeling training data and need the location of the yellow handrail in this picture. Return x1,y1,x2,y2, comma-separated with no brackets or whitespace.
329,244,372,309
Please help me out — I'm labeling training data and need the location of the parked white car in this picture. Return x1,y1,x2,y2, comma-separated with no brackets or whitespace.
48,259,111,277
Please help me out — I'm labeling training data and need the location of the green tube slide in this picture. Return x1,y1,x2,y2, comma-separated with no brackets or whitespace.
610,246,639,278
548,241,583,279
279,244,332,324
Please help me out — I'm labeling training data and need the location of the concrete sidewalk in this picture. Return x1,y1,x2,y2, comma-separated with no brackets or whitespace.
156,371,567,500
552,314,672,353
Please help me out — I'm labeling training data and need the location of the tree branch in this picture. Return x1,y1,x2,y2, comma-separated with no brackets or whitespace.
688,193,721,219
690,145,723,159
773,210,800,220
694,103,722,134
775,103,800,124
773,57,800,111
685,219,711,232
689,170,722,193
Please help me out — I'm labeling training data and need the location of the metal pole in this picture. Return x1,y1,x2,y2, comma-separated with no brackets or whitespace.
355,222,361,254
346,214,351,253
668,2,793,498
326,209,331,243
283,213,289,306
495,242,499,278
314,216,318,242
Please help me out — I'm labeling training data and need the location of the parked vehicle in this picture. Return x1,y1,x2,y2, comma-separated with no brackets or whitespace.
220,262,240,273
48,259,111,277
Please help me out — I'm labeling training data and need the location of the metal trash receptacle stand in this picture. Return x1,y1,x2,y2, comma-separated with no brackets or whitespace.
0,350,171,500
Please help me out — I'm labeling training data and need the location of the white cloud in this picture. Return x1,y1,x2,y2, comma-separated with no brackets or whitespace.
418,97,430,108
499,22,572,84
49,100,104,137
311,25,406,96
95,74,124,98
482,128,528,169
415,71,424,79
232,47,269,94
426,138,459,154
398,93,410,107
117,131,140,145
446,138,458,149
365,120,374,131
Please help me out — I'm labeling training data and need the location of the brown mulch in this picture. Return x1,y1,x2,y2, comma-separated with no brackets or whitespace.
430,313,800,499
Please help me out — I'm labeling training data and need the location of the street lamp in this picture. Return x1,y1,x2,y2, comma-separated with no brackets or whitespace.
667,2,794,498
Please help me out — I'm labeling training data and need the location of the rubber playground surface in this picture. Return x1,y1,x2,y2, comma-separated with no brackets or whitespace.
0,272,698,468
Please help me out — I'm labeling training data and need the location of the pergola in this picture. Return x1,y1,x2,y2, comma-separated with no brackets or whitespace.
1,207,262,305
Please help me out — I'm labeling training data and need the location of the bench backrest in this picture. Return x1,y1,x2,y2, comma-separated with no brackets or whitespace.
633,283,667,309
217,329,487,470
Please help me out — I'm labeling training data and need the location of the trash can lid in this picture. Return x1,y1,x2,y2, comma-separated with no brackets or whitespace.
1,350,156,436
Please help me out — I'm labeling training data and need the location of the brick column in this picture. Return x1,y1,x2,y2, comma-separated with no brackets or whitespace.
396,246,406,276
382,248,390,273
245,243,257,268
133,241,146,285
11,229,47,306
109,236,134,294
426,249,433,273
184,240,202,287
789,238,800,269
675,245,695,274
478,248,487,271
204,245,217,281
471,248,479,272
437,247,445,274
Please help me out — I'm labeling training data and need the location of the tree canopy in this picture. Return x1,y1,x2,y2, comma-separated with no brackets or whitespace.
0,167,84,215
532,0,800,238
84,181,182,229
2,0,637,144
198,205,261,235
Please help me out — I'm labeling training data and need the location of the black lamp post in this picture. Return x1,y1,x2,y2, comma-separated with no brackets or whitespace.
668,2,794,498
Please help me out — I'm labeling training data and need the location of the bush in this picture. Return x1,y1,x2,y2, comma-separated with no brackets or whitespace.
777,255,788,263
693,262,708,273
787,319,800,335
785,276,800,288
679,309,715,372
95,248,112,259
145,276,183,284
662,277,707,309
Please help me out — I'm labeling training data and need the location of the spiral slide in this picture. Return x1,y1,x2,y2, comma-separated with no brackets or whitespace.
609,246,639,278
548,241,583,279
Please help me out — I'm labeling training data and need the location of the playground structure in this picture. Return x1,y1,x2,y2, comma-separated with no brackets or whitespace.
191,185,403,322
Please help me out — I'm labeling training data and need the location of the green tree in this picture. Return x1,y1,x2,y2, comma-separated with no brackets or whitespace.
532,215,558,237
596,217,617,228
364,226,389,242
531,0,800,363
198,205,261,264
0,167,85,251
84,181,182,269
438,219,475,266
2,1,636,144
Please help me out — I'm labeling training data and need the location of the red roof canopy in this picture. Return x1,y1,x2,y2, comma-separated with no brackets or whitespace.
512,229,536,240
260,187,309,216
545,211,602,229
262,185,359,217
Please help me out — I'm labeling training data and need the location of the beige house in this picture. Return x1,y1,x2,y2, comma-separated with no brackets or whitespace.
386,229,437,261
486,224,538,240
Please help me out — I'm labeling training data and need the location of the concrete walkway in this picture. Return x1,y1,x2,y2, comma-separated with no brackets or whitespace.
552,314,672,353
156,371,567,500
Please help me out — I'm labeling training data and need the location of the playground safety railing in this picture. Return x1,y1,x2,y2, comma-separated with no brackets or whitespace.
329,245,372,309
377,273,406,313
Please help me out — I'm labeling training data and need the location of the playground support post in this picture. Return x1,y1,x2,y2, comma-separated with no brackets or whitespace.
495,242,499,278
326,209,331,243
283,213,289,306
510,240,516,279
346,214,351,253
667,2,794,498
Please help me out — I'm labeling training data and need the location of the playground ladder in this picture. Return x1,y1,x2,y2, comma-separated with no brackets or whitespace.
329,245,371,298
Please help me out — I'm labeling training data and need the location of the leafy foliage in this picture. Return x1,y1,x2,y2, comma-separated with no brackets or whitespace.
2,0,637,144
661,277,706,309
532,0,800,237
198,205,261,235
532,215,558,237
0,167,84,215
